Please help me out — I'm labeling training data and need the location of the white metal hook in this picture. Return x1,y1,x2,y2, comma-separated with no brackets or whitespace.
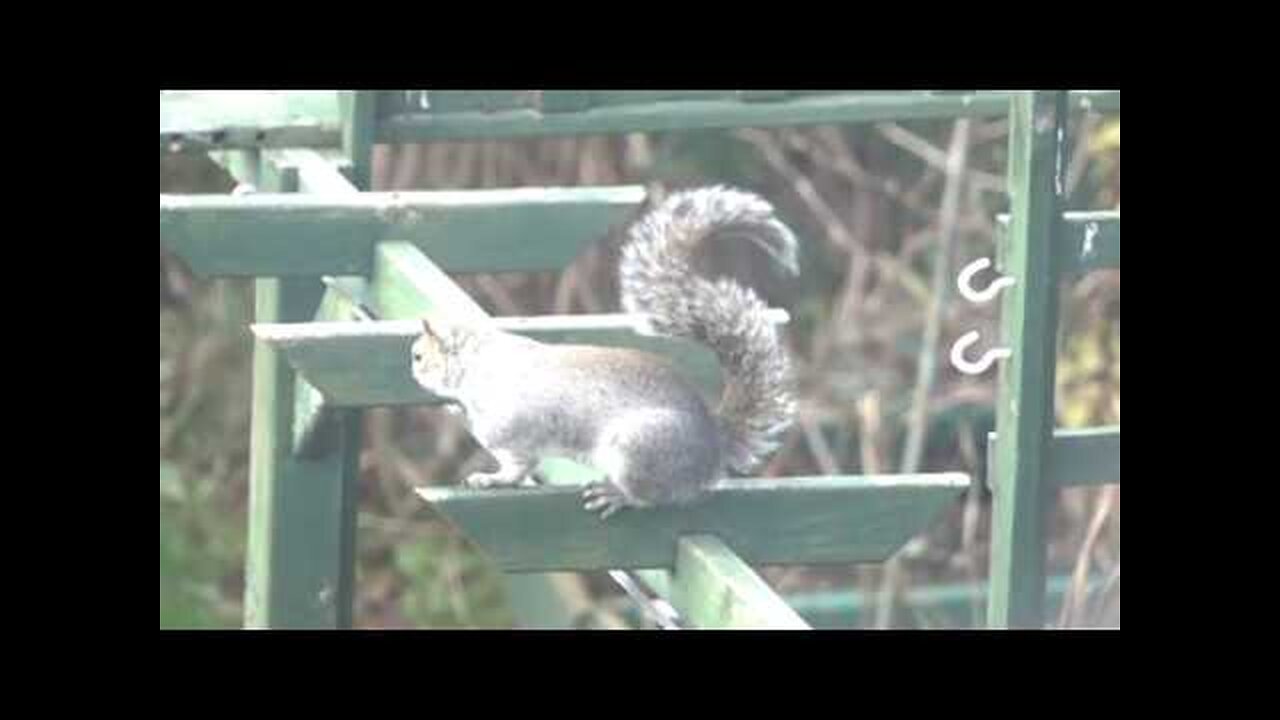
957,257,1016,304
949,330,1012,375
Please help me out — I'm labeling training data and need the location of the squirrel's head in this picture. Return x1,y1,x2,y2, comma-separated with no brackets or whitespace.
411,316,476,395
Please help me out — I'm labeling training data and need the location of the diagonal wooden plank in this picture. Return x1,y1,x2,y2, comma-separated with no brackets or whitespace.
669,535,809,629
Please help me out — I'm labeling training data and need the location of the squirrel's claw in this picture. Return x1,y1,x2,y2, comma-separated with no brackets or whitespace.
582,482,630,520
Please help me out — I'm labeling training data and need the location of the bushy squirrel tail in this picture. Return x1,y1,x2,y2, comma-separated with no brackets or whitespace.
618,186,798,474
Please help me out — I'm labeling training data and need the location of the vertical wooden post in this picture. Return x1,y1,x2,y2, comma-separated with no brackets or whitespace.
341,91,378,190
987,91,1067,629
243,96,376,629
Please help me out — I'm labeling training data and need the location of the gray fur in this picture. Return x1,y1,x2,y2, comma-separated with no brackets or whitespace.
411,186,799,517
620,186,798,474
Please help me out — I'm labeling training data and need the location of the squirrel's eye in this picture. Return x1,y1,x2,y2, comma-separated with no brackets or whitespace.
413,353,422,362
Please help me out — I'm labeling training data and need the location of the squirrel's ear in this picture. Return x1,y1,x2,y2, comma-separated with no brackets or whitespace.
421,316,440,338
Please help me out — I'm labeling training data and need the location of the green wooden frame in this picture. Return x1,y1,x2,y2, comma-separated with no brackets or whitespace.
160,89,1118,630
986,92,1121,629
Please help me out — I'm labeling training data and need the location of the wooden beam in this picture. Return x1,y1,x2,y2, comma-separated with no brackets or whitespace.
160,90,341,153
669,535,809,629
415,473,968,572
158,186,645,277
988,91,1066,629
987,426,1120,489
249,311,790,407
242,155,360,629
377,91,1120,142
161,91,1118,152
998,211,1119,278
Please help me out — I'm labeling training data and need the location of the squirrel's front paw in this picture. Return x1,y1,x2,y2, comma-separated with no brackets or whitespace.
582,482,631,520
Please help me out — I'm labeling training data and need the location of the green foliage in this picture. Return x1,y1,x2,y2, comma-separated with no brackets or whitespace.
391,532,514,628
160,464,231,629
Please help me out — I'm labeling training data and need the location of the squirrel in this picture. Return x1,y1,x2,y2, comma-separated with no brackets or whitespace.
411,186,799,519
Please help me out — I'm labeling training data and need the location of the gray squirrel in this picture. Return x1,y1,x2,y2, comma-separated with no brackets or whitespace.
410,186,799,519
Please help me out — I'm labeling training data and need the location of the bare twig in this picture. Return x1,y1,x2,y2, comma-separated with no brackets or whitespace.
857,392,884,475
800,416,841,475
472,275,523,316
875,122,1003,193
1058,485,1118,627
900,119,972,473
735,128,863,253
877,119,972,629
1065,113,1099,199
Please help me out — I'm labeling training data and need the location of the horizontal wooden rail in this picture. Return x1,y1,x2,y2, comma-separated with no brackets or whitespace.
691,573,1100,629
251,310,788,407
161,91,1120,151
416,473,968,572
997,211,1119,278
161,91,342,152
986,426,1120,490
379,91,1120,142
159,186,645,277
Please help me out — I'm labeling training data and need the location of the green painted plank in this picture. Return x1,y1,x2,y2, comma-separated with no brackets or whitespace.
633,569,673,599
405,187,643,273
158,186,645,277
371,241,490,323
538,92,594,113
1047,427,1120,488
987,426,1120,489
160,91,341,153
376,91,1118,142
998,211,1119,278
414,473,968,572
264,148,357,195
248,314,779,407
580,91,741,107
244,276,362,629
258,150,369,458
160,90,1116,153
159,193,376,277
988,92,1067,630
739,91,792,102
242,152,362,630
669,535,809,629
420,91,541,113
